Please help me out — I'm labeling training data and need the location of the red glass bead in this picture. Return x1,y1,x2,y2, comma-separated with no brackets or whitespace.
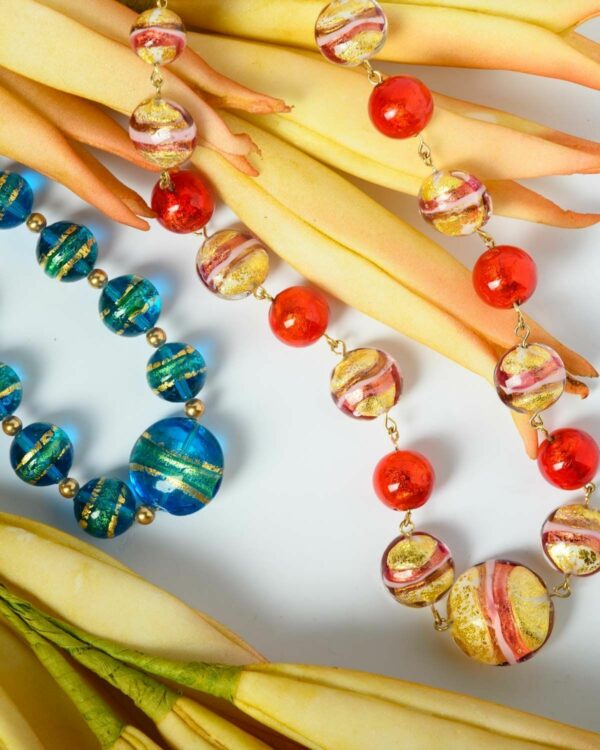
269,286,329,347
368,76,434,139
373,450,435,511
538,428,599,490
151,170,214,234
472,245,537,309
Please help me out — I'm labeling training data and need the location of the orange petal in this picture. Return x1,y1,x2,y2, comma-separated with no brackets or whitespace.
0,83,149,230
512,413,539,459
41,0,290,114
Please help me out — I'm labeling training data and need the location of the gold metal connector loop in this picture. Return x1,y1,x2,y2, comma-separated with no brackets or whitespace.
529,412,552,442
324,333,347,358
399,511,415,538
417,136,436,171
159,170,173,191
253,286,274,302
361,60,384,86
385,413,400,450
551,574,572,599
476,228,496,249
584,482,597,508
431,604,451,632
513,303,531,347
157,0,168,9
151,64,164,95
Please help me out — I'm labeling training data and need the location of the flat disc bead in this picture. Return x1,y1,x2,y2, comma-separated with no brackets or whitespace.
0,363,22,418
99,275,161,337
538,428,599,490
37,222,98,282
419,170,492,236
129,97,197,169
197,229,270,300
315,0,387,66
10,422,73,486
147,343,207,402
269,286,329,347
330,348,402,419
448,560,553,666
74,478,137,539
130,7,186,65
542,503,600,577
494,343,566,414
0,172,33,229
129,417,224,516
373,450,435,510
473,246,537,309
151,170,214,233
369,76,433,139
382,533,454,608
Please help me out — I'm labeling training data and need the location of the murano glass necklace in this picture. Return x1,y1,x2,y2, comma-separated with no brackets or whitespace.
123,0,599,665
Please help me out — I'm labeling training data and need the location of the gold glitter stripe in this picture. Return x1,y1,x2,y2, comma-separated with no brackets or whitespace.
129,463,209,504
79,478,106,530
146,345,196,373
15,427,57,472
40,224,79,268
0,382,21,399
140,433,222,472
154,368,205,393
56,236,95,279
107,488,127,538
0,185,21,222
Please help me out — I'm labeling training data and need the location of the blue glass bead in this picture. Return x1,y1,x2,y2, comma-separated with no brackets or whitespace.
10,422,73,486
0,363,22,418
99,275,162,337
74,477,137,539
147,343,207,402
129,417,223,516
0,172,33,229
37,222,98,282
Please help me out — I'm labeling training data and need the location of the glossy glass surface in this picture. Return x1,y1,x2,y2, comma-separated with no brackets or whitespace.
74,477,137,539
37,222,98,282
10,422,73,487
147,342,207,402
99,275,161,337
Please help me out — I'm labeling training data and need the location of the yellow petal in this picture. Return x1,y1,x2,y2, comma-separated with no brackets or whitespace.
111,726,165,750
0,686,46,750
0,83,150,230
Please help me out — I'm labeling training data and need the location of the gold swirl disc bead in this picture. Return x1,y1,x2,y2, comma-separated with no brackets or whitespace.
2,416,22,436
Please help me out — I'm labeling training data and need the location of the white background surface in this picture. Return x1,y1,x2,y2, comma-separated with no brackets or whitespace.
1,18,600,734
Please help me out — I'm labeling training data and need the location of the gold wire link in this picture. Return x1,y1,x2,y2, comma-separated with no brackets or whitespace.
151,64,164,95
253,286,274,302
195,226,208,239
159,170,173,190
584,482,597,508
431,604,452,632
384,413,400,450
476,228,496,249
361,60,384,86
399,510,415,538
323,333,348,358
551,574,572,599
513,303,531,347
417,136,436,171
529,412,552,442
157,0,168,8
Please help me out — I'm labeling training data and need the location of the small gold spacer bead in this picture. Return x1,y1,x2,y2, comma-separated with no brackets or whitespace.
146,327,167,348
2,416,22,437
26,212,47,233
135,506,156,526
185,398,205,420
58,478,80,499
88,269,108,289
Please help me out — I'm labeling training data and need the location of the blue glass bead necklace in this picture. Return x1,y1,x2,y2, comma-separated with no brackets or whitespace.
0,169,224,539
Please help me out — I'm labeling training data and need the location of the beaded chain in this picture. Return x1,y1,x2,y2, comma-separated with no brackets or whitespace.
0,169,225,538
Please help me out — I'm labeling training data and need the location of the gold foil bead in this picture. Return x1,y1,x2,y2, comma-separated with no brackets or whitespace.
135,505,156,526
2,416,22,436
58,477,80,499
26,212,47,233
146,327,168,348
88,269,109,289
185,398,205,420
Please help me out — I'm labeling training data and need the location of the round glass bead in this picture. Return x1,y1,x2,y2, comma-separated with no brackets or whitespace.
0,172,33,229
197,229,270,300
10,422,73,487
494,343,566,415
146,342,207,402
99,275,161,337
330,348,402,419
418,170,492,236
36,222,98,282
74,478,137,539
129,97,197,169
472,245,538,309
538,428,599,490
382,533,454,608
447,560,553,666
373,450,435,510
369,76,434,139
542,503,600,577
129,7,186,65
0,363,22,419
315,0,387,66
129,417,224,516
151,170,214,234
269,286,330,347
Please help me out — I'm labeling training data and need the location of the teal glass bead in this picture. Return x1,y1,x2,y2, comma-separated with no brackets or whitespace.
99,275,162,336
10,422,73,486
74,477,137,539
146,342,207,402
0,172,33,229
129,417,223,515
0,363,22,418
37,222,98,282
